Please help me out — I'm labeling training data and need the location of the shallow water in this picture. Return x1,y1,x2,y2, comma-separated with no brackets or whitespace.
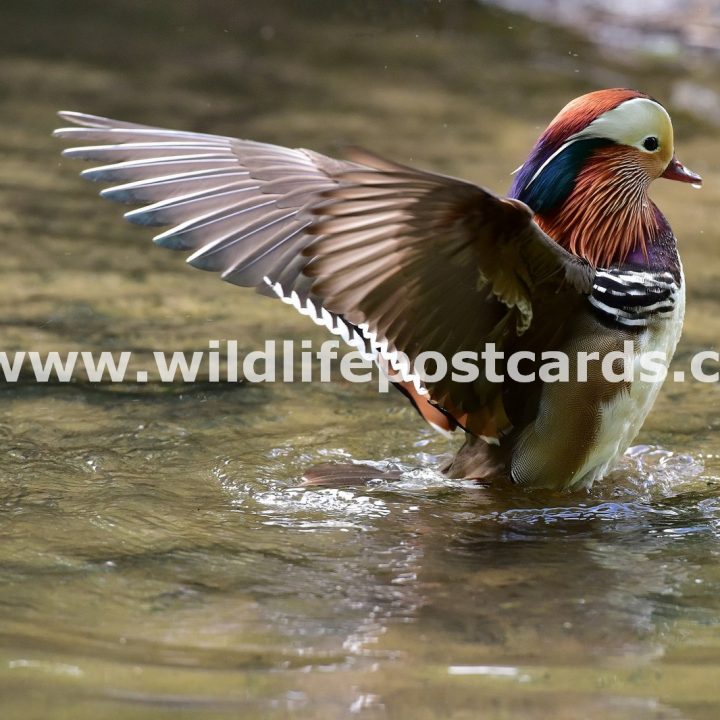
2,1,720,718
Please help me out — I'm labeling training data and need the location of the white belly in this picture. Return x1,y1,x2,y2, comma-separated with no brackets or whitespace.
569,282,686,490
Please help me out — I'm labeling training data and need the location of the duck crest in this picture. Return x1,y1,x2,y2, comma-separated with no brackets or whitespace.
542,89,649,147
510,89,661,268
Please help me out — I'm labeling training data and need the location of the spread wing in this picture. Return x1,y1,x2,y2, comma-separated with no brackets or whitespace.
53,111,353,299
54,113,593,438
303,150,594,436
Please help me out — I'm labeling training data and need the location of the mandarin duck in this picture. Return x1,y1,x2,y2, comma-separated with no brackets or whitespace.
54,89,701,491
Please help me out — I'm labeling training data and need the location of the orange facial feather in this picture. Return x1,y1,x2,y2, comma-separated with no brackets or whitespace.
534,145,660,267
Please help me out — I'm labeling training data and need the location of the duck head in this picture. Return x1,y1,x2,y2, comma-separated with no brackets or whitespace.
510,89,701,268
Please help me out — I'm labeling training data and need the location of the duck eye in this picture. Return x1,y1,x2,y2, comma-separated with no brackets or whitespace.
643,136,659,151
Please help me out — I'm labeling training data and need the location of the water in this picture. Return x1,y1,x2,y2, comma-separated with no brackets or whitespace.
2,1,720,718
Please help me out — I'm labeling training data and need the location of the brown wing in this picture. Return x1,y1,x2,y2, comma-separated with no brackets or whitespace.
55,114,593,438
303,150,594,437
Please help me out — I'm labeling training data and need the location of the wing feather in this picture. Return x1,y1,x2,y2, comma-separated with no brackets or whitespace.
56,114,594,437
303,150,594,435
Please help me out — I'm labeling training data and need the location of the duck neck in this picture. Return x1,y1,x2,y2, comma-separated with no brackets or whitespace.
533,146,663,269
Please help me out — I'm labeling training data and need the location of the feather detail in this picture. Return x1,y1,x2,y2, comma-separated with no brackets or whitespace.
533,146,660,268
541,89,648,149
510,89,649,202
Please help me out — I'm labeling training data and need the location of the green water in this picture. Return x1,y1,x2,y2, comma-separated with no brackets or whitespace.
2,1,720,718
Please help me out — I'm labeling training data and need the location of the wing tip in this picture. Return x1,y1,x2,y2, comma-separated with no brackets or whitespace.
79,167,104,181
57,110,83,121
55,110,108,129
153,234,188,251
99,185,129,202
124,206,165,228
59,145,87,156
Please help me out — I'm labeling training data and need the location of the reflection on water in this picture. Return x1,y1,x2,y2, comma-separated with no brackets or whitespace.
2,1,720,718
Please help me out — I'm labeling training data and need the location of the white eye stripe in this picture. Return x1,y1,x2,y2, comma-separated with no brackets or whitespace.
581,98,672,147
524,99,672,191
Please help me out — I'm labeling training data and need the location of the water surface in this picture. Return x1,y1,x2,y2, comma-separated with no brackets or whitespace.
1,2,720,718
